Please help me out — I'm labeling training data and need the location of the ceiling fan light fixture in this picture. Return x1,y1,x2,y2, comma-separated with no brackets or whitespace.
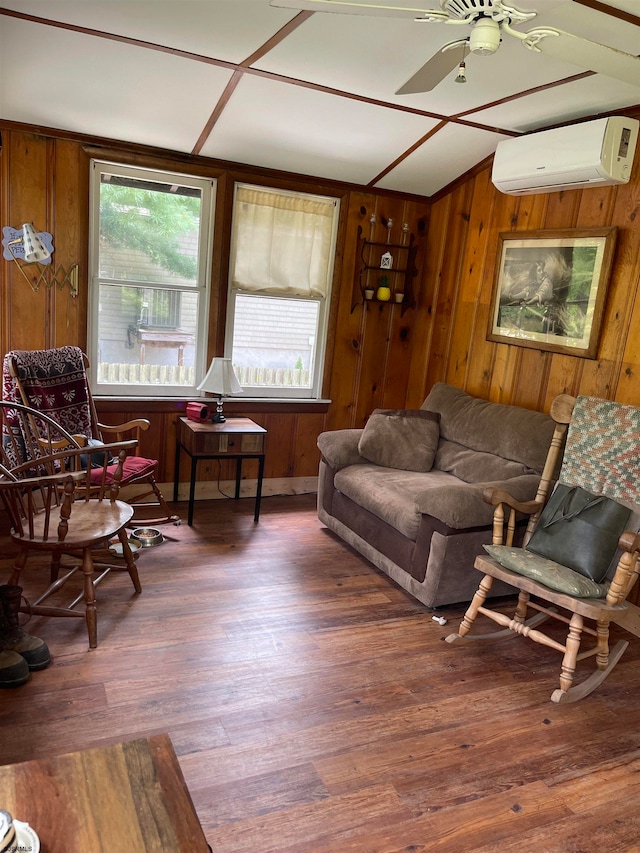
469,17,501,55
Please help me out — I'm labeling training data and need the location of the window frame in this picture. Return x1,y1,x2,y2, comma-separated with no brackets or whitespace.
224,182,340,400
88,160,216,398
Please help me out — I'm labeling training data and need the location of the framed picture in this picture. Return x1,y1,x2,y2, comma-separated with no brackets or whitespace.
488,227,617,358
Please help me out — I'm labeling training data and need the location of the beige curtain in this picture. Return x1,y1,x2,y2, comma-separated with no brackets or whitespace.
230,185,337,298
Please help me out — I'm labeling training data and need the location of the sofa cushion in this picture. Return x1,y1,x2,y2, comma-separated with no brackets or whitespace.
334,464,461,540
414,474,543,529
435,440,533,483
358,409,440,472
422,383,555,474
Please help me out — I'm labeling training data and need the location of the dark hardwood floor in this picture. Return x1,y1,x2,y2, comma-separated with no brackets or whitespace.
1,494,640,852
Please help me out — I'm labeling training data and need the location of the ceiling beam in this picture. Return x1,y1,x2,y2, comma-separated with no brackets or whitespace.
192,71,244,156
572,0,640,27
241,10,314,66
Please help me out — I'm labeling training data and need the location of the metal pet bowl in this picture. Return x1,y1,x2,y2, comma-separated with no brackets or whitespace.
131,527,164,547
109,537,142,557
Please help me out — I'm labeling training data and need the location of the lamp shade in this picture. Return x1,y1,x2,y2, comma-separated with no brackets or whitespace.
197,358,242,396
21,223,51,263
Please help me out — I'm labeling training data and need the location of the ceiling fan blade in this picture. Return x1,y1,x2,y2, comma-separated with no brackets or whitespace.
396,41,467,94
526,28,640,87
269,0,446,19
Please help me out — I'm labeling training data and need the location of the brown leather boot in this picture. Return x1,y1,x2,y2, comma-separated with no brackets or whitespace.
0,585,51,671
0,649,29,688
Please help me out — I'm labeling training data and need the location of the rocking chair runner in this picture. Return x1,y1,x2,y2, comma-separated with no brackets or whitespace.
0,401,142,649
446,393,640,703
3,346,179,526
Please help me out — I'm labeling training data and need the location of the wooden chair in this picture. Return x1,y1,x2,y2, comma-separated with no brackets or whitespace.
3,346,179,526
0,400,142,649
446,393,640,703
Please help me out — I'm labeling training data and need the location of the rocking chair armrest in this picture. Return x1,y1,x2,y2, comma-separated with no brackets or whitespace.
36,434,135,454
81,438,139,455
0,467,87,489
61,439,139,466
482,486,545,516
66,439,139,473
98,419,151,435
605,531,640,607
37,433,90,452
619,530,640,554
8,439,139,480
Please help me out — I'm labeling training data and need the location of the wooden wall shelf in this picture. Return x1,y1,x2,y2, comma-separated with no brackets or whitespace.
351,225,419,315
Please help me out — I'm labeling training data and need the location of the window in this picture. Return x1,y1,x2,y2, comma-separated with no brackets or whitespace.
88,162,215,396
226,184,339,399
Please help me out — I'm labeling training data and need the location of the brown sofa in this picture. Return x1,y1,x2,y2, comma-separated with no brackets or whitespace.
317,383,556,608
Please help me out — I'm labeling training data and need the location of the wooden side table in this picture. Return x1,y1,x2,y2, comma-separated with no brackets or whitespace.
0,734,209,852
173,416,267,526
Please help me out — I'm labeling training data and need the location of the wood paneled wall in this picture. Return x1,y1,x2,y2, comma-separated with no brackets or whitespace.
0,133,88,351
1,110,639,488
0,127,429,484
407,105,640,413
325,192,430,432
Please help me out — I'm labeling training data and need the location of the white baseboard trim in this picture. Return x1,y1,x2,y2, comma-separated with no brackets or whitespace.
155,477,318,503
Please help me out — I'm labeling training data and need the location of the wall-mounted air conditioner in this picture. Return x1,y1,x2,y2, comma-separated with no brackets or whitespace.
492,116,639,196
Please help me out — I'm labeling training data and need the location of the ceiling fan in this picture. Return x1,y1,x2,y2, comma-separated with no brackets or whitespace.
270,0,640,94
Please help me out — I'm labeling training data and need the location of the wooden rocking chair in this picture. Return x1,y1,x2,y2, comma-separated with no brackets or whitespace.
0,400,141,648
446,393,640,703
3,346,179,527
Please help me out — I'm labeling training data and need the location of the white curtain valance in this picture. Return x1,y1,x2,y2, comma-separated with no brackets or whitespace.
230,185,336,299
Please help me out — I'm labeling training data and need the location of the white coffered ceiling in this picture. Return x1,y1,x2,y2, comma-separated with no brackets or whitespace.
0,0,638,198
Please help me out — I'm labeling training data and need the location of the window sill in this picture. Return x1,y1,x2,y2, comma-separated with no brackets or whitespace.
94,397,331,415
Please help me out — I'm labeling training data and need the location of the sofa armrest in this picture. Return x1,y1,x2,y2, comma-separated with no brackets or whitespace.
317,429,366,471
414,474,542,530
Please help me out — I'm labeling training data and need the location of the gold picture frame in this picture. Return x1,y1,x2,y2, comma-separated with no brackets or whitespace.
488,227,617,358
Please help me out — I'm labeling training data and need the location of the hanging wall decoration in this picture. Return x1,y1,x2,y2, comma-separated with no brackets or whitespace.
487,227,617,358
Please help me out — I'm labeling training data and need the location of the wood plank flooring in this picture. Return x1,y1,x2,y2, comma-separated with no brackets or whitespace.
1,494,640,852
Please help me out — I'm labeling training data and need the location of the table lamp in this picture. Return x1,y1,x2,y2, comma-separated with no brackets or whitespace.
197,358,242,423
